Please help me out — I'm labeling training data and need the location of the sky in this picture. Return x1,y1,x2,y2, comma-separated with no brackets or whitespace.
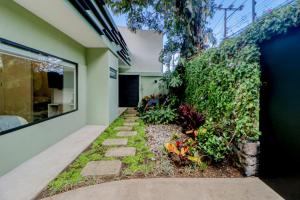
110,0,292,44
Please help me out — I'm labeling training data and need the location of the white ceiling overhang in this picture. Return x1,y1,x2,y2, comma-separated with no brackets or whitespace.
14,0,107,48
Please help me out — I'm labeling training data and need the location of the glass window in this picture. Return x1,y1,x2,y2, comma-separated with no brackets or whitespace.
0,46,77,134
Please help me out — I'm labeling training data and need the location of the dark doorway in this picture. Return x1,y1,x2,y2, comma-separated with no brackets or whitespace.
260,27,300,200
119,75,139,107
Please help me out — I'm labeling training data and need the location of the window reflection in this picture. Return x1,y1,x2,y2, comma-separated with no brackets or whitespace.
0,52,76,133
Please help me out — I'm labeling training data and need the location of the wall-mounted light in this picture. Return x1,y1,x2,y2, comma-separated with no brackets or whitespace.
154,80,158,84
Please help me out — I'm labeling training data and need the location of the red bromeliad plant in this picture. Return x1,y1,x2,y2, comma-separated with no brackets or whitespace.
178,104,205,136
164,104,208,167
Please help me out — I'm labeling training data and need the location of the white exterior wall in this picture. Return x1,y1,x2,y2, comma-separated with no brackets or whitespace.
119,27,163,74
118,27,164,101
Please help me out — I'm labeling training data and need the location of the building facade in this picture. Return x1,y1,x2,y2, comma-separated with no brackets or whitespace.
0,0,163,176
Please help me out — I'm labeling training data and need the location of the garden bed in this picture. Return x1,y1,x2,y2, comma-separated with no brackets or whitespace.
37,117,242,199
143,124,242,178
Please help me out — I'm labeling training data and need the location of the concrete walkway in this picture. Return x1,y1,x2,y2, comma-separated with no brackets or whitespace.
0,125,107,200
43,178,284,200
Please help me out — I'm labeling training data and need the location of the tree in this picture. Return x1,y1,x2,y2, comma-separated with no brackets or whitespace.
106,0,215,66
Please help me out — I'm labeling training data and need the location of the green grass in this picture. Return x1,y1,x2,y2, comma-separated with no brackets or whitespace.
46,115,154,195
122,120,155,175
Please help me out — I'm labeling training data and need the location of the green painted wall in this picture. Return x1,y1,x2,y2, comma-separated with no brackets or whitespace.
86,49,119,125
140,76,164,99
86,48,110,125
0,0,87,176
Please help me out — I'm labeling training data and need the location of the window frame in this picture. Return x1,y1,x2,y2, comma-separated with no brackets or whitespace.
0,38,79,136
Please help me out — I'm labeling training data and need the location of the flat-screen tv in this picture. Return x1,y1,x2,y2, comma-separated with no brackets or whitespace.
47,72,63,89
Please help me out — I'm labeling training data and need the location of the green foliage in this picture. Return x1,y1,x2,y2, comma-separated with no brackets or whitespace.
122,120,155,175
105,0,215,64
184,3,300,162
185,45,261,142
159,70,183,90
197,127,230,162
199,134,229,162
159,66,187,102
223,1,300,53
141,106,178,124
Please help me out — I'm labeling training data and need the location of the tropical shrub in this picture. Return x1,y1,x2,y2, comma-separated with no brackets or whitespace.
164,139,206,167
141,106,178,124
138,94,179,114
137,95,158,114
159,66,186,102
159,70,183,91
197,127,230,162
178,104,205,133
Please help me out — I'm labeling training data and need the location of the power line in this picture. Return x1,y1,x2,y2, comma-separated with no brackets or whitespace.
216,3,244,38
212,0,235,30
226,0,295,38
213,0,292,42
227,0,249,20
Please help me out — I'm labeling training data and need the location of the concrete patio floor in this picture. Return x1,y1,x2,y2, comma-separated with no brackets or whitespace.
43,178,284,200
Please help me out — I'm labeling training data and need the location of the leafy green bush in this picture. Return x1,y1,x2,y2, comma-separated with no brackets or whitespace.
199,134,229,162
141,106,178,124
185,44,261,142
197,126,230,162
159,70,183,91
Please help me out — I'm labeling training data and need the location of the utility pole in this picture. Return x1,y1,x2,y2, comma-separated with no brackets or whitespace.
252,0,257,22
216,4,244,38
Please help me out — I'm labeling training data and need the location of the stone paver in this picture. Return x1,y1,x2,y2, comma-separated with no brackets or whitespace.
114,126,133,131
42,178,284,200
81,160,122,178
105,147,136,157
102,138,128,146
124,119,137,123
125,117,139,121
126,110,138,114
124,114,137,117
117,131,137,137
124,122,139,126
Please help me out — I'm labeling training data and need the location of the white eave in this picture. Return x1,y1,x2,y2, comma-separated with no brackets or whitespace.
14,0,107,48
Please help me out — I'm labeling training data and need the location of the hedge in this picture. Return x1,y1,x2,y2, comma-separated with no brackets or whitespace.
184,2,300,143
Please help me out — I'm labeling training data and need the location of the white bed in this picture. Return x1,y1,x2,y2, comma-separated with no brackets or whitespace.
0,115,28,132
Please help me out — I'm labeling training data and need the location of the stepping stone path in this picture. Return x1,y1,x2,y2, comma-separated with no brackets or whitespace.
124,119,137,123
81,108,140,178
126,110,138,114
81,160,122,178
105,147,136,157
117,131,137,137
114,126,133,131
124,122,139,126
124,114,137,117
102,138,128,146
